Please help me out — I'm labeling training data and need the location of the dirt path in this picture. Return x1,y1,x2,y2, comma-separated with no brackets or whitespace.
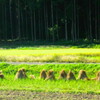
1,62,100,65
0,91,100,100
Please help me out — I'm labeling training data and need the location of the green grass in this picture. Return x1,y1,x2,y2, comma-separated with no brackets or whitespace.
1,79,100,94
0,48,100,62
0,63,100,93
0,40,100,49
0,40,99,63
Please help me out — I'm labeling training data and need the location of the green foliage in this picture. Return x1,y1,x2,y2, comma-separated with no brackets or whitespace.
0,0,100,41
48,24,59,35
0,63,100,93
0,40,100,49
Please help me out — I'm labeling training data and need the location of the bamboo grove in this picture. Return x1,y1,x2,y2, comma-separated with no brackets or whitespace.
0,0,100,42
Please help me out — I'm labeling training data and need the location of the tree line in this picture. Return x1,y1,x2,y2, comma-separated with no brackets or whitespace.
0,0,100,42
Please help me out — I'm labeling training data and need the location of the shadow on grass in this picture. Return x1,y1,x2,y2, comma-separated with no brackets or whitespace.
0,40,100,49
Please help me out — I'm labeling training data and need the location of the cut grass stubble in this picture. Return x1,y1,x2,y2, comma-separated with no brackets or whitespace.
0,49,100,63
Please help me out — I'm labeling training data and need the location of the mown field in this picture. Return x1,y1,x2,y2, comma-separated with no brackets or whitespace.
0,63,100,94
0,42,100,99
0,48,100,63
0,41,100,63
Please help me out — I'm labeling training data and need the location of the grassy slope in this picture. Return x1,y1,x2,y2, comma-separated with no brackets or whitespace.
0,63,100,93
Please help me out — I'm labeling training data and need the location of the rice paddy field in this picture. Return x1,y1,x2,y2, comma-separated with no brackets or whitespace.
0,63,100,93
0,41,100,63
0,42,100,99
0,48,100,63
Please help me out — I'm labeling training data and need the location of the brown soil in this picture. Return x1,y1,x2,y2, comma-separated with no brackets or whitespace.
0,91,100,100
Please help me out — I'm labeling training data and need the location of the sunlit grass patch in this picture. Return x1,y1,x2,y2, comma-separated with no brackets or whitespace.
0,55,100,63
0,48,100,56
0,76,100,93
0,48,100,63
0,63,100,93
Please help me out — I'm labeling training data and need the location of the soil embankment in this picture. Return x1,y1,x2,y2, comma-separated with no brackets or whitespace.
0,91,100,100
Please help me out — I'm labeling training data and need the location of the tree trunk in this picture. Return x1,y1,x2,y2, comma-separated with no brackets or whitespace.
18,0,21,39
73,0,77,41
76,0,79,40
97,0,100,40
34,10,36,41
89,0,92,40
9,0,13,40
56,8,59,40
38,9,41,40
95,0,97,40
30,8,34,41
2,4,4,40
71,20,74,41
44,1,48,41
4,3,7,40
64,6,68,40
51,0,54,42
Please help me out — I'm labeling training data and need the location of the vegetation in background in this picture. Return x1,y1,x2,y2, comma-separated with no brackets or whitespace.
0,63,100,93
0,0,99,95
0,40,100,49
0,0,100,41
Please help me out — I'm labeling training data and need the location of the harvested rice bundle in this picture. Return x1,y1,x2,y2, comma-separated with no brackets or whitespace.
15,68,27,80
77,70,89,80
46,70,55,80
92,71,100,81
29,75,35,79
40,70,47,79
58,70,67,79
67,71,76,80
